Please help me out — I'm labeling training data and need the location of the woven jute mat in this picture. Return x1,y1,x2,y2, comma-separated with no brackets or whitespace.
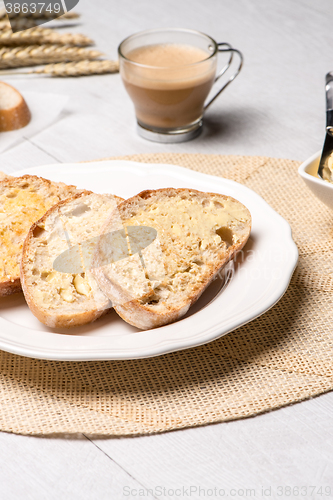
1,153,333,436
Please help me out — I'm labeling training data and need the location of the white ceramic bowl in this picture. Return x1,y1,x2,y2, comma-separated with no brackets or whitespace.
298,151,333,210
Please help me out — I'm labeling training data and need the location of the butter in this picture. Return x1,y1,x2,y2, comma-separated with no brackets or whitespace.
124,196,247,245
200,239,209,250
73,274,91,296
60,287,74,302
0,185,59,283
46,271,58,282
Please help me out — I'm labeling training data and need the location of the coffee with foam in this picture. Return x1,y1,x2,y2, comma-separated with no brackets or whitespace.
120,43,216,129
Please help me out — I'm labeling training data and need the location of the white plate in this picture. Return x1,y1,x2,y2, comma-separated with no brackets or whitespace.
0,161,298,361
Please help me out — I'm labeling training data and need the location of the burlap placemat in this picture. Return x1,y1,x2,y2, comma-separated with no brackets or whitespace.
1,153,333,436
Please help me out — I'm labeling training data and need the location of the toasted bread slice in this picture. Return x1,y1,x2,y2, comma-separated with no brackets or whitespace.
0,174,82,296
0,171,13,181
21,192,123,328
0,81,31,132
93,188,252,330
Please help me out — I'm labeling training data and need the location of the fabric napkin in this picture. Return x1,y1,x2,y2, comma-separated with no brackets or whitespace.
0,91,69,153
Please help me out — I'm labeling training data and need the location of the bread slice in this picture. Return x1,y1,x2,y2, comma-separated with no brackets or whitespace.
0,174,82,296
93,188,252,330
21,192,123,328
0,81,31,132
0,171,13,181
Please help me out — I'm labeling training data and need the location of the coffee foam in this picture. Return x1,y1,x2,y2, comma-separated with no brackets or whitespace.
127,43,209,67
121,43,216,90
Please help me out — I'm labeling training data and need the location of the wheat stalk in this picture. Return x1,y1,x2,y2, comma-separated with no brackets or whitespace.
0,8,80,20
0,44,103,68
0,26,93,46
36,59,119,76
0,7,9,19
0,59,119,76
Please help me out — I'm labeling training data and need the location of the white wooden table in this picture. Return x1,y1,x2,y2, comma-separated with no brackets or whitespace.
1,0,333,498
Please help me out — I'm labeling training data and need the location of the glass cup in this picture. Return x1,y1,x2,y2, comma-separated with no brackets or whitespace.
118,28,243,143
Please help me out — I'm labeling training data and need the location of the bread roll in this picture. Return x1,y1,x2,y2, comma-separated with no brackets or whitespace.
0,81,31,132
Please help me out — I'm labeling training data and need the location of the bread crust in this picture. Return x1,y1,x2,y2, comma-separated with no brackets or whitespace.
0,277,21,296
93,187,252,330
0,171,13,181
0,82,31,132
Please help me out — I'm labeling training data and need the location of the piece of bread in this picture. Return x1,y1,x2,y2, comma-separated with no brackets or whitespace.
0,174,82,296
20,192,123,328
93,188,252,330
0,81,31,132
0,171,13,181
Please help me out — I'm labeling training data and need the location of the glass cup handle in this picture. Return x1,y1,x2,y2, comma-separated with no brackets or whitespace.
204,43,244,111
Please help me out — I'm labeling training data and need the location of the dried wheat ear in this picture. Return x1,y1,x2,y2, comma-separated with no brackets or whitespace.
34,60,119,76
0,45,103,68
0,27,93,46
0,59,119,77
0,10,118,77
